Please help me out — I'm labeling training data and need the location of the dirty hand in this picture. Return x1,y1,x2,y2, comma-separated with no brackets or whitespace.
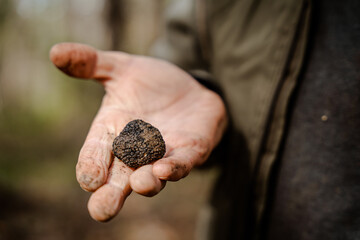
50,43,227,221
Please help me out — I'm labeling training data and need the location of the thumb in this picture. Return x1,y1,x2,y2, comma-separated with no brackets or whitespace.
50,42,129,80
50,43,97,79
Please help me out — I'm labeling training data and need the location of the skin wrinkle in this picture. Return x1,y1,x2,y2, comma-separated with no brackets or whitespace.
79,141,110,166
93,52,116,80
165,133,210,166
109,181,128,191
101,56,132,89
130,167,162,196
105,81,192,115
104,57,201,115
85,137,111,146
77,142,110,191
106,52,133,77
162,104,218,147
154,147,199,181
81,127,114,184
92,112,131,135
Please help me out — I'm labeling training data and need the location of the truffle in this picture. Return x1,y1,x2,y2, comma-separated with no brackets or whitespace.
112,119,166,168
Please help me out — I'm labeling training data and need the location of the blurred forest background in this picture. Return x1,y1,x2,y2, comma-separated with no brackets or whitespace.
0,0,217,239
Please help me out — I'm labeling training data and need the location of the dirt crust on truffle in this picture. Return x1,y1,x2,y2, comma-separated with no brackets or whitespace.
112,119,166,168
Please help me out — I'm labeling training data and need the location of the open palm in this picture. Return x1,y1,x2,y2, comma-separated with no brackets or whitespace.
50,43,227,221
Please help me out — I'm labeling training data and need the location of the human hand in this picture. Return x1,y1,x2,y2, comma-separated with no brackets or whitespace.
50,43,227,221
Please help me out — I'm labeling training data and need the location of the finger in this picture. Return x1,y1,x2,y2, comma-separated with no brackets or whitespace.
76,111,131,192
50,43,98,78
49,42,129,80
76,122,114,192
152,148,201,181
88,159,132,222
130,165,166,197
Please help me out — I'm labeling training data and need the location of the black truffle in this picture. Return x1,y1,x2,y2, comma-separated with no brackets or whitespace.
112,119,166,168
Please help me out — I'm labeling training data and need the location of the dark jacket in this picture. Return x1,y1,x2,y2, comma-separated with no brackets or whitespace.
151,0,360,239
